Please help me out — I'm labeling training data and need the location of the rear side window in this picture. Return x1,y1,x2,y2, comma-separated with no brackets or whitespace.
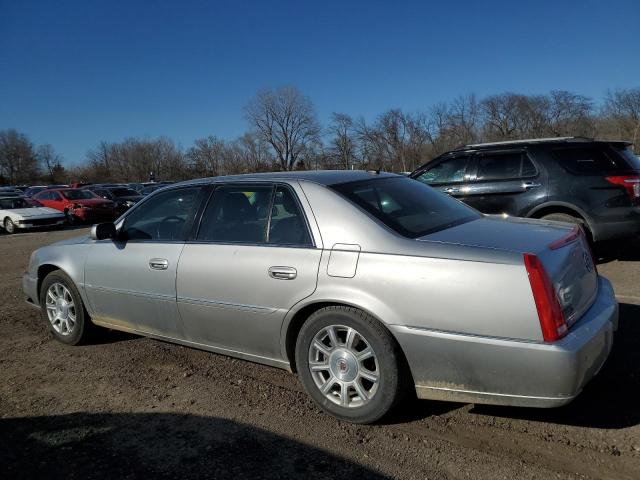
332,177,480,238
552,145,637,174
415,156,469,185
476,152,537,181
197,186,272,243
268,187,313,246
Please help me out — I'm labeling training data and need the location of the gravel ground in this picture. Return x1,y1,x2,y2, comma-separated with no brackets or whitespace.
1,228,639,479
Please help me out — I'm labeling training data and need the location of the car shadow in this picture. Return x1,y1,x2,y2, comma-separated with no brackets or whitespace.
469,302,640,429
0,412,387,479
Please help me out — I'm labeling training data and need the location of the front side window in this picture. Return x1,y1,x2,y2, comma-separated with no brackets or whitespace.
197,185,272,243
121,187,201,241
476,152,537,181
332,177,480,238
415,156,469,185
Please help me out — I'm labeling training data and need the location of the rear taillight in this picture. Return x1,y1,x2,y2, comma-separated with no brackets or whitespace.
523,253,568,342
605,175,640,202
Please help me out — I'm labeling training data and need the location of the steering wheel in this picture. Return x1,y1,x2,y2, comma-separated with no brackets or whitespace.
155,215,185,239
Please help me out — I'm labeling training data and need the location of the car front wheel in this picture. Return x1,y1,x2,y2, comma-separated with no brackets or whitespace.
295,306,407,424
40,270,94,345
4,217,16,234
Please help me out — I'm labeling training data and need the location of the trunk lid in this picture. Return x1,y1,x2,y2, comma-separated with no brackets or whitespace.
420,215,598,328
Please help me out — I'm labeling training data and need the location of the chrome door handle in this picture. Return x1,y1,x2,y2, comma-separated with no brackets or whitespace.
268,266,297,280
444,187,460,194
522,181,542,189
149,258,169,270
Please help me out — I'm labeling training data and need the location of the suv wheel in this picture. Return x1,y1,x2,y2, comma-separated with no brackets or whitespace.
541,213,591,242
295,306,407,424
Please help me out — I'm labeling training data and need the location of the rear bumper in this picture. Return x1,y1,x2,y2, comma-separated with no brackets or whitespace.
391,276,617,408
591,212,640,242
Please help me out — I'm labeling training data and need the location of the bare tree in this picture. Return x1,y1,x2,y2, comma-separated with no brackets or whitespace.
602,88,640,145
0,129,39,184
37,144,65,182
327,113,358,169
245,86,320,170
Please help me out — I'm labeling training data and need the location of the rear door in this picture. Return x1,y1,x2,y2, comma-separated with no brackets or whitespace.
412,155,473,200
462,150,546,216
176,182,322,360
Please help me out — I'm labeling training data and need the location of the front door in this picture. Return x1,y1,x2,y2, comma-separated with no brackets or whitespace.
412,155,473,201
84,186,204,337
177,183,322,360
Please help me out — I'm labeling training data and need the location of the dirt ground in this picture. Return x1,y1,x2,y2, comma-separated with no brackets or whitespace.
1,228,639,480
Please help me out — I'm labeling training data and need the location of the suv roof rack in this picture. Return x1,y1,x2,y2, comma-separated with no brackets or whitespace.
454,137,632,151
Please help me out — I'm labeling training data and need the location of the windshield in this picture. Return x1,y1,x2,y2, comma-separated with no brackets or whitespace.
0,198,30,209
110,188,140,197
61,190,98,200
330,176,480,238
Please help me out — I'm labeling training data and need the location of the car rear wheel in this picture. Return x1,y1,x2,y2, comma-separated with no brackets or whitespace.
40,270,94,345
4,217,16,234
541,213,592,243
295,306,407,424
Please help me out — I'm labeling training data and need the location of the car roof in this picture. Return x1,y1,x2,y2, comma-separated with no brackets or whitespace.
175,170,398,187
454,136,632,152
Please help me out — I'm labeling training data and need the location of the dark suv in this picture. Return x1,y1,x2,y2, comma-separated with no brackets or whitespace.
410,137,640,242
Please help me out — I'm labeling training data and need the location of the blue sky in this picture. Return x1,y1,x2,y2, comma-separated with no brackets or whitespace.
1,0,638,165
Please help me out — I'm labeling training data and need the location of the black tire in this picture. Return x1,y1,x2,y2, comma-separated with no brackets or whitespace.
4,217,16,234
295,306,408,424
540,212,592,243
39,270,94,345
64,210,77,225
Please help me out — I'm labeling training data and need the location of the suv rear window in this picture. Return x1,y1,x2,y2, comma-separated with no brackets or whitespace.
331,177,480,238
552,145,640,174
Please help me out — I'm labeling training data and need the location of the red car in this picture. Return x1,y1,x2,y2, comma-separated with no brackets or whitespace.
33,188,116,224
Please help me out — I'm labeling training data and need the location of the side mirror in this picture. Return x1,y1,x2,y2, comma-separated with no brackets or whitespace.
90,222,116,240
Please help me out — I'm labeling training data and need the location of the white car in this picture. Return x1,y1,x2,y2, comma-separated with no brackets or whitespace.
0,196,65,234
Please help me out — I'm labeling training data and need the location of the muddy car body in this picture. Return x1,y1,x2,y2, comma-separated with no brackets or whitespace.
23,171,617,423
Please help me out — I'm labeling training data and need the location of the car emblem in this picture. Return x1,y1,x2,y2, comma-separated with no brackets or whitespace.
583,251,594,273
337,358,349,374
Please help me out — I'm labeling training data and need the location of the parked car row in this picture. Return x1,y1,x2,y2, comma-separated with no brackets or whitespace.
1,181,175,233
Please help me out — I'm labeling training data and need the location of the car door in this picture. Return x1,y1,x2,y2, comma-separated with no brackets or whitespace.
412,155,473,200
176,182,322,360
461,150,547,216
84,186,205,337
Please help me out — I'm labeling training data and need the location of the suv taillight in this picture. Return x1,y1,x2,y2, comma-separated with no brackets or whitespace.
605,175,640,203
523,253,568,342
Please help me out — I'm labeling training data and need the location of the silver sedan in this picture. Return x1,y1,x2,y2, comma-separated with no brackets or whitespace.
23,171,617,423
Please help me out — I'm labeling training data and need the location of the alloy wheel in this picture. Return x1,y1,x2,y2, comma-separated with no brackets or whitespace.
45,282,77,336
308,324,379,408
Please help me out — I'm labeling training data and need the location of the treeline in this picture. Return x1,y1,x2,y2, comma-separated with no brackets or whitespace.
1,87,639,185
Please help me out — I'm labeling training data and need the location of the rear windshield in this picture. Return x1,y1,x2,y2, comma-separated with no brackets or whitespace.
110,188,140,197
330,176,480,238
61,190,97,200
552,144,640,174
